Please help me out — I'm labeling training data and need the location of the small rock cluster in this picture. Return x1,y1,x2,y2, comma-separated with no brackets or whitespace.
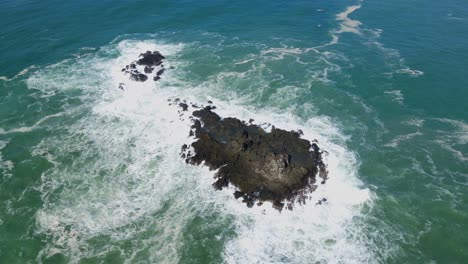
120,50,330,211
121,51,167,84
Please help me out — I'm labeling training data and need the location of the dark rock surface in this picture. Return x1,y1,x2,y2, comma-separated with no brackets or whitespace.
182,106,328,211
137,51,165,67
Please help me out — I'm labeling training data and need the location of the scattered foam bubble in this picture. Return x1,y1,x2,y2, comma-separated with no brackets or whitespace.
0,65,36,82
29,38,382,263
0,140,14,179
404,118,425,127
384,90,404,105
261,47,311,60
384,132,423,148
0,112,65,135
395,67,424,77
447,13,468,21
434,118,468,145
430,118,468,162
371,43,424,78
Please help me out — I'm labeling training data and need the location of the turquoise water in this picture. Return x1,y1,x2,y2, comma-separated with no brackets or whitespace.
1,0,467,263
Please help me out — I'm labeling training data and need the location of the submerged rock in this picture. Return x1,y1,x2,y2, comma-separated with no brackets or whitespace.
183,106,328,211
129,73,148,82
179,103,189,111
144,66,153,74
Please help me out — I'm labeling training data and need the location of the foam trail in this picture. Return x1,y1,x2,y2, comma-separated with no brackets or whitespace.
316,1,363,48
335,4,363,34
317,1,424,78
0,65,36,82
384,132,423,148
29,38,380,263
0,112,65,135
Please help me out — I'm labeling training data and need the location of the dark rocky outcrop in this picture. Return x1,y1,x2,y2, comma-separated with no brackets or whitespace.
182,106,328,211
121,51,167,84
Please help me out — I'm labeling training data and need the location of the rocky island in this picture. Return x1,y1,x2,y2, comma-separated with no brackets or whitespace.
181,105,328,211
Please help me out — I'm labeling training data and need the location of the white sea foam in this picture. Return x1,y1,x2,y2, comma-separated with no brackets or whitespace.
30,38,380,263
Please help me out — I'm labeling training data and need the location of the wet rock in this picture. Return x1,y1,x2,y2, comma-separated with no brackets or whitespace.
179,103,189,111
183,106,328,211
156,68,165,76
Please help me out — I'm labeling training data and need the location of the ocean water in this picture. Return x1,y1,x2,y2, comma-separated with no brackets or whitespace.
0,0,467,263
